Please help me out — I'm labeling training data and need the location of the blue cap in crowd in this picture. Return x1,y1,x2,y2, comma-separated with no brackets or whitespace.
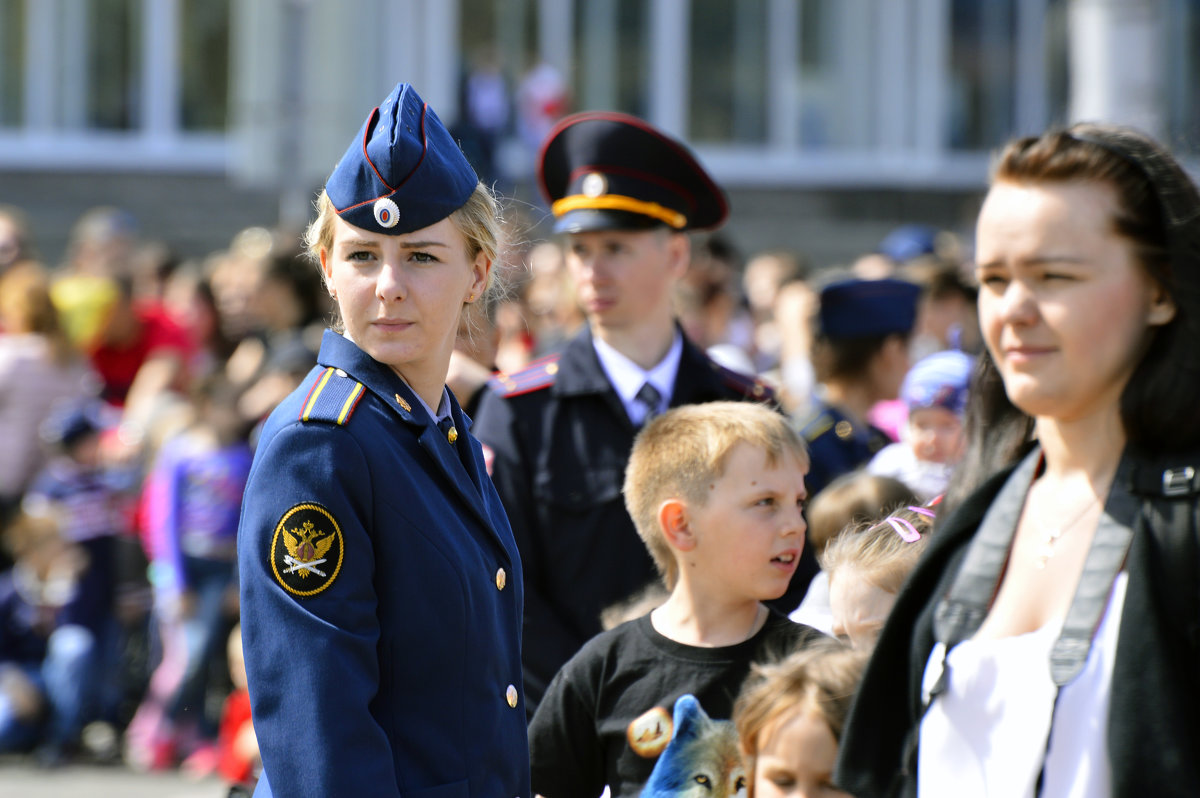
325,83,478,235
879,224,939,262
818,278,921,339
40,401,105,449
901,350,974,416
538,111,728,234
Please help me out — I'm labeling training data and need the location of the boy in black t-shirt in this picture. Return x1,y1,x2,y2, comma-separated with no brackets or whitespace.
528,402,825,798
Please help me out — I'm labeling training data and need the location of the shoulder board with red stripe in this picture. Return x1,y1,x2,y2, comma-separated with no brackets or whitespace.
710,360,775,403
487,354,562,398
298,367,367,426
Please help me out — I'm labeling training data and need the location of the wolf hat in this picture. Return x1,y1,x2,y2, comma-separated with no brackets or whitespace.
538,111,728,234
325,82,478,236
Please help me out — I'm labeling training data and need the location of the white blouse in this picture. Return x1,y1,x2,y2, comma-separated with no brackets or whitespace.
918,572,1128,797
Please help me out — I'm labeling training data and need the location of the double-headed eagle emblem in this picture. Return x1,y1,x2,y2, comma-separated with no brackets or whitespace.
282,520,334,578
271,503,344,597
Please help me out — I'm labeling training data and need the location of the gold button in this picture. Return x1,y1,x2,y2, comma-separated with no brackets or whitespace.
495,567,507,590
835,420,853,439
506,684,519,708
447,426,458,444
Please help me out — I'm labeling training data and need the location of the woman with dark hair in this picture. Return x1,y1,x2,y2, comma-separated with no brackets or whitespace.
836,123,1200,797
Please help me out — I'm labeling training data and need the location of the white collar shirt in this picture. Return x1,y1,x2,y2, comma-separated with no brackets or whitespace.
592,331,683,425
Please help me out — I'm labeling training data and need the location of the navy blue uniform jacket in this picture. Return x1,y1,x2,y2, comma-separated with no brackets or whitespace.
238,331,530,798
799,399,891,497
471,325,778,714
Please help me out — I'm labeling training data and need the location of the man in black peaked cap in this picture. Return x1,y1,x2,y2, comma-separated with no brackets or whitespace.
472,112,775,715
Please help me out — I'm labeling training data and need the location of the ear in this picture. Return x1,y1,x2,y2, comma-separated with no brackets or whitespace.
665,232,691,280
884,334,909,361
319,248,334,288
467,251,492,303
669,694,707,742
1147,281,1176,327
658,498,696,552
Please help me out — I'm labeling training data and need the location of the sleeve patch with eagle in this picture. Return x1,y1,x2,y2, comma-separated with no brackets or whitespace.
270,503,345,597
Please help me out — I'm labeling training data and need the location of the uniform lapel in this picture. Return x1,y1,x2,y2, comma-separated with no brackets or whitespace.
669,329,725,406
406,389,498,538
554,326,636,430
318,332,501,545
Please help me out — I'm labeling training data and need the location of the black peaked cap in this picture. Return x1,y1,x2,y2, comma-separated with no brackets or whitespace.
538,111,728,234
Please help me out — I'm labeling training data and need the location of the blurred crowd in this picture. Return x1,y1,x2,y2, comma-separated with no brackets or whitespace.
0,197,977,790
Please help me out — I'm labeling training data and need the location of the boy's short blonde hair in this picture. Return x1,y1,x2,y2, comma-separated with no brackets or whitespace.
622,401,807,590
733,639,868,797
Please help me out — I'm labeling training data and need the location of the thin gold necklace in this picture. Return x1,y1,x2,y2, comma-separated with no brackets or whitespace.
1034,495,1100,569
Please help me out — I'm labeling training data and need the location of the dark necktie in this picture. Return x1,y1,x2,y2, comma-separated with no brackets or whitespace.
635,382,663,424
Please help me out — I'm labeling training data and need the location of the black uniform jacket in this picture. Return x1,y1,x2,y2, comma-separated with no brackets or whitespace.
471,325,772,713
835,449,1200,798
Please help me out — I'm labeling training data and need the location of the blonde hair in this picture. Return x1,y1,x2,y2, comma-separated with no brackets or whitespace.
0,263,76,366
623,401,807,590
303,184,503,332
733,639,868,797
806,471,918,555
819,504,933,594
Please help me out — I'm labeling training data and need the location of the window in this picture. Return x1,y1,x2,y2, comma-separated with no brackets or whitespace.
180,0,230,131
82,0,141,130
1166,0,1200,154
947,0,1017,149
689,0,768,144
0,0,22,126
567,0,649,115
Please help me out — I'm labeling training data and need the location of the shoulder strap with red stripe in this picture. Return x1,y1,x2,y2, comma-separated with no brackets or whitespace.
487,354,562,399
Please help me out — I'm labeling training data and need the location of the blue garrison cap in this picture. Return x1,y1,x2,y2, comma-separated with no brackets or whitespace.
325,83,478,235
902,350,974,415
818,278,921,339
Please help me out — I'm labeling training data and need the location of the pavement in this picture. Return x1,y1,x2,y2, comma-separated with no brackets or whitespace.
0,759,231,798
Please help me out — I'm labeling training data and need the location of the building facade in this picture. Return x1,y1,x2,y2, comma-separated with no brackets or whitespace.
1,0,1196,265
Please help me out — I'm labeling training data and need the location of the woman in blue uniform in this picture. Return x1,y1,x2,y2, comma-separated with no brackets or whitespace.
237,82,528,798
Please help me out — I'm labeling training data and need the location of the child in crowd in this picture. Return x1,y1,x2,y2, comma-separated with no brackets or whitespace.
789,472,917,634
0,504,94,764
867,350,973,501
124,375,252,772
820,504,935,649
733,639,868,798
27,402,133,740
216,624,259,795
528,402,824,798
